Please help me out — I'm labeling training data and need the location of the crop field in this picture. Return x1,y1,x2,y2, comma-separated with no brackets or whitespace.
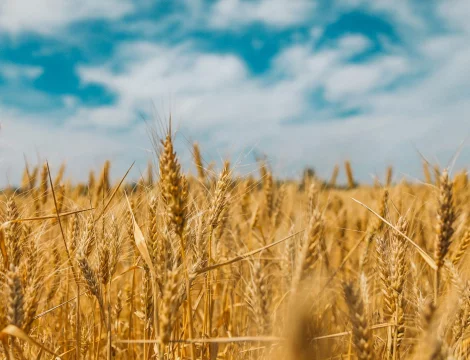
0,128,469,359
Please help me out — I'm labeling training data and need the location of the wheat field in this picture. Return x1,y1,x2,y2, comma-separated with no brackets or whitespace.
1,128,469,359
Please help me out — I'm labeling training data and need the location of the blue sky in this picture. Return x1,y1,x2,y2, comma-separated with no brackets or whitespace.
1,0,470,185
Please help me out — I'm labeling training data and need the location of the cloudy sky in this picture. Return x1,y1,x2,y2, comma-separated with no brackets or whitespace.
1,0,469,186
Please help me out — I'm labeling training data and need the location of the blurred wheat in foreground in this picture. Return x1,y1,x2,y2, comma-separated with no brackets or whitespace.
1,129,470,360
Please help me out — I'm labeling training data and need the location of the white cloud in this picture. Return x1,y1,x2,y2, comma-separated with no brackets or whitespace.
74,42,255,128
0,63,43,80
438,0,470,33
210,0,315,29
336,34,371,54
310,27,323,41
0,0,134,35
62,95,78,108
323,56,408,101
271,45,336,79
76,36,377,131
